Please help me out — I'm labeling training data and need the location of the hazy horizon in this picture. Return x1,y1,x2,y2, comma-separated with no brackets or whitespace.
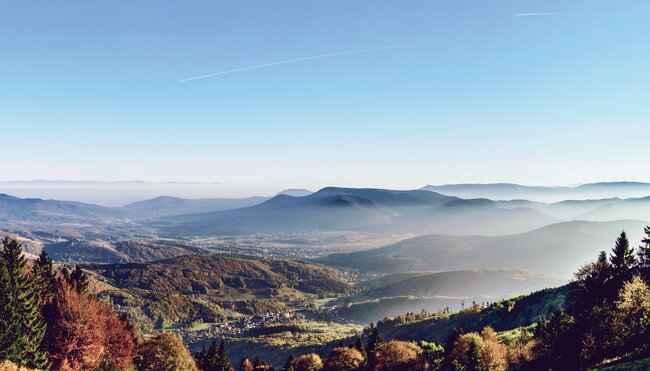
3,179,650,205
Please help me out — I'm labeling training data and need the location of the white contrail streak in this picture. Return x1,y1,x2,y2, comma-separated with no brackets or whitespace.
178,42,434,82
514,12,569,16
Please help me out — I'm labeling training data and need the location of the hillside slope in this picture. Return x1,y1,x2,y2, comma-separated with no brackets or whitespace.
319,220,649,277
85,254,352,330
120,195,268,218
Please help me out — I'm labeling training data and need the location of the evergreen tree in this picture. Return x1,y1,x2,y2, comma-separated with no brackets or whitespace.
467,337,482,371
196,339,232,371
217,339,232,371
31,250,54,309
0,248,17,360
365,323,384,367
638,226,650,281
0,238,47,368
610,231,636,285
68,265,89,293
353,333,367,362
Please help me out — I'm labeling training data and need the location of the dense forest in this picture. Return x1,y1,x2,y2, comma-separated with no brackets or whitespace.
1,226,650,370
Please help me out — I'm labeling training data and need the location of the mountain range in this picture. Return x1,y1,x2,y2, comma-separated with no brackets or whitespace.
2,183,650,240
422,181,650,202
155,187,558,236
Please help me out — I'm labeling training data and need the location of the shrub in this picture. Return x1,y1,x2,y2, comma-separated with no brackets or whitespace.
137,332,198,371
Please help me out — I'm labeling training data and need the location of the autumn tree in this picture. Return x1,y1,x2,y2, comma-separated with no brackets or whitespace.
613,275,650,353
44,278,135,370
323,347,364,371
375,341,422,371
293,353,322,371
449,327,508,371
239,356,254,371
137,332,198,371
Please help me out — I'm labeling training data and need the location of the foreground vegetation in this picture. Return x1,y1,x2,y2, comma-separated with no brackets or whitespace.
1,226,649,370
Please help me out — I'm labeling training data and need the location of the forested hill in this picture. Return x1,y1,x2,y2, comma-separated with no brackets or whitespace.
379,286,568,344
83,254,353,330
86,254,352,295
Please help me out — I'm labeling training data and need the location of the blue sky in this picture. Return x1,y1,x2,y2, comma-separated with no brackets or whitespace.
1,1,649,195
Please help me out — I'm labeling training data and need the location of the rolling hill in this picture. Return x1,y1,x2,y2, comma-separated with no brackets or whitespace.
318,220,649,277
120,195,269,218
44,239,210,263
334,268,563,323
0,193,119,223
358,269,563,299
85,254,352,330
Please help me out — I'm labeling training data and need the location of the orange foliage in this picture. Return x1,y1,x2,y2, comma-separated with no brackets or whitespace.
375,341,422,371
43,279,135,370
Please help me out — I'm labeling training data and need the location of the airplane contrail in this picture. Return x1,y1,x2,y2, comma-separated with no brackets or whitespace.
178,42,435,83
514,12,570,16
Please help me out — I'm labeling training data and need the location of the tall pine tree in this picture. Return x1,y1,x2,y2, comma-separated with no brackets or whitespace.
0,238,47,368
353,333,367,363
638,226,650,281
31,250,55,309
610,231,637,289
198,339,232,371
365,323,384,368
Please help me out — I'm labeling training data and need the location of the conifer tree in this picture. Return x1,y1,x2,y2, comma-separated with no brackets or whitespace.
0,238,47,368
69,265,89,292
31,250,54,309
365,323,384,367
0,249,17,359
610,231,636,282
638,226,650,281
217,339,232,371
198,339,232,371
354,333,367,362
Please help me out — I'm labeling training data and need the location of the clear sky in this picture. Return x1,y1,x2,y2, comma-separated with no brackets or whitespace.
1,1,649,196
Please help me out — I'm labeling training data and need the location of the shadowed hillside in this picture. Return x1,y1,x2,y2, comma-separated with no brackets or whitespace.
319,220,648,277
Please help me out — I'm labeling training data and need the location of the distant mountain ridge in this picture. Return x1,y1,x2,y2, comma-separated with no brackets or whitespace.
422,181,650,202
156,187,558,236
121,195,269,218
